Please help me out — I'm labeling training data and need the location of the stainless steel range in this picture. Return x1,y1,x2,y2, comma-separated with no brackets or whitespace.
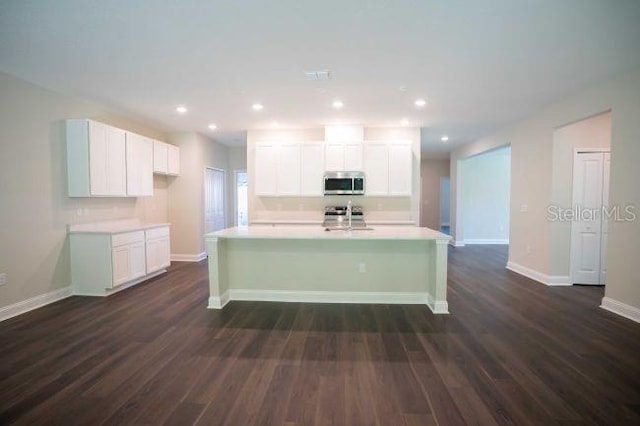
322,203,368,230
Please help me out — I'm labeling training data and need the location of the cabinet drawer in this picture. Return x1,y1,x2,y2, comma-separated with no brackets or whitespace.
146,226,169,240
112,230,145,247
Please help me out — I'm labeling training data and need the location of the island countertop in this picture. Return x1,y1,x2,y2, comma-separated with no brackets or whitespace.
206,225,451,241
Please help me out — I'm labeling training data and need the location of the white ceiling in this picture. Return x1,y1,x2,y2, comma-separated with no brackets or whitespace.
2,0,640,158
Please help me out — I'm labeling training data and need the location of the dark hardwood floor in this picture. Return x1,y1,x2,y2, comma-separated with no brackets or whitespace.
1,245,639,425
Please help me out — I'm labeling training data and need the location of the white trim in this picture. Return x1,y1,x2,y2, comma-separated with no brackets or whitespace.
426,293,449,314
171,252,207,262
506,261,572,286
440,222,450,227
463,239,509,245
208,291,230,309
0,286,73,322
600,297,640,323
207,289,444,312
73,270,167,297
449,240,465,247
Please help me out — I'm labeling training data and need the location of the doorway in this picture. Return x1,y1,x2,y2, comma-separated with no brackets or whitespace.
570,150,610,285
440,177,450,234
234,170,248,226
204,168,226,234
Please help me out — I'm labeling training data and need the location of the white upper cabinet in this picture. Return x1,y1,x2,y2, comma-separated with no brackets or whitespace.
254,143,278,196
126,132,153,197
67,119,127,197
324,142,363,171
361,140,413,197
153,140,168,174
153,140,180,176
276,143,301,196
388,141,413,196
363,142,390,196
300,142,325,196
167,144,180,175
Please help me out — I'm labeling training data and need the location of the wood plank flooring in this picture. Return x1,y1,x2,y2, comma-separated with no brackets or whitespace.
1,245,639,425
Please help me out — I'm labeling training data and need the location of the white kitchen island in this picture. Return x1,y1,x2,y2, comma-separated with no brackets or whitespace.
205,225,451,314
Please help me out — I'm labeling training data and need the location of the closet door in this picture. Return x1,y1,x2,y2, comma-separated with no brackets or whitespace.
570,152,604,285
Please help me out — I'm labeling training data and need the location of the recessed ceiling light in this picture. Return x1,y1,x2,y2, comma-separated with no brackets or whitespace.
441,135,449,142
332,100,344,109
414,99,426,108
208,124,217,130
175,105,188,114
252,103,264,111
401,119,409,126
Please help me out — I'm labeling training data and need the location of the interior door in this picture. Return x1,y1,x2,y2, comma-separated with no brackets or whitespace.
570,152,604,285
205,168,226,235
600,152,610,284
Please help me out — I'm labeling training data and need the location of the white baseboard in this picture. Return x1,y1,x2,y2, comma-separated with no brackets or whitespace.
207,289,447,314
449,240,465,247
171,252,207,262
506,261,572,286
600,297,640,323
0,286,73,322
464,239,509,245
440,222,450,227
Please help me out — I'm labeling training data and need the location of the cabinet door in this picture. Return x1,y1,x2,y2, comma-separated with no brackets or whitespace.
112,245,131,287
128,242,147,280
167,144,180,175
88,122,126,196
388,142,413,196
277,143,301,195
255,143,278,195
363,142,389,196
153,140,168,174
325,143,345,171
301,142,325,196
126,133,153,196
146,238,161,273
158,237,171,269
344,143,363,171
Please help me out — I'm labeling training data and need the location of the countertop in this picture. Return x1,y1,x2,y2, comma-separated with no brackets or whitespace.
68,219,170,235
206,225,451,241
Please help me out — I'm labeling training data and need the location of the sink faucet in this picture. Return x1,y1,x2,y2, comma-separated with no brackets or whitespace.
347,200,352,230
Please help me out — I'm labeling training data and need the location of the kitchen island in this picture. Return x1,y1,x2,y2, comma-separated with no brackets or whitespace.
205,225,451,314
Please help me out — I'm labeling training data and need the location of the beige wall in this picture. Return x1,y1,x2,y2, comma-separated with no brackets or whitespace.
550,112,611,277
167,133,230,257
420,159,450,229
228,147,248,226
0,71,169,310
451,66,640,313
247,127,421,224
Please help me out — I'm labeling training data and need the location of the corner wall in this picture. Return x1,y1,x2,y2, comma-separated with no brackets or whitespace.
0,71,169,312
450,66,640,319
420,159,450,229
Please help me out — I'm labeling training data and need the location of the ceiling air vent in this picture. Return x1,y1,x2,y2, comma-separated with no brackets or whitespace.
305,70,332,81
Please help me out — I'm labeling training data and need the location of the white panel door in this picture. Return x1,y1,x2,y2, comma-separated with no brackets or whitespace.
205,168,226,234
600,152,610,284
254,144,278,195
300,142,325,196
153,140,168,174
344,143,363,171
325,143,345,171
128,242,147,280
571,152,604,285
106,126,126,196
277,143,301,195
112,245,131,287
388,142,413,196
363,142,389,196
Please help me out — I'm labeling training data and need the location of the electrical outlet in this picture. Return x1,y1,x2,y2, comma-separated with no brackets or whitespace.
520,204,528,212
76,208,83,217
526,245,532,255
358,262,366,273
0,273,6,286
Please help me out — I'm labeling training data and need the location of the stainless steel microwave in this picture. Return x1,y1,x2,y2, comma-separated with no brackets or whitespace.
323,171,365,196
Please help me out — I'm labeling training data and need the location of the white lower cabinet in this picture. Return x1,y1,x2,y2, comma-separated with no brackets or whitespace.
70,225,171,296
145,226,171,274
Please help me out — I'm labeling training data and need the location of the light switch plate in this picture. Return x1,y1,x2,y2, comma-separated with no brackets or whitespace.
0,273,6,286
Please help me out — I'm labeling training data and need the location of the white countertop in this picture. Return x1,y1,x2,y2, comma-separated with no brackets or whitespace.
68,219,170,234
206,225,451,241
